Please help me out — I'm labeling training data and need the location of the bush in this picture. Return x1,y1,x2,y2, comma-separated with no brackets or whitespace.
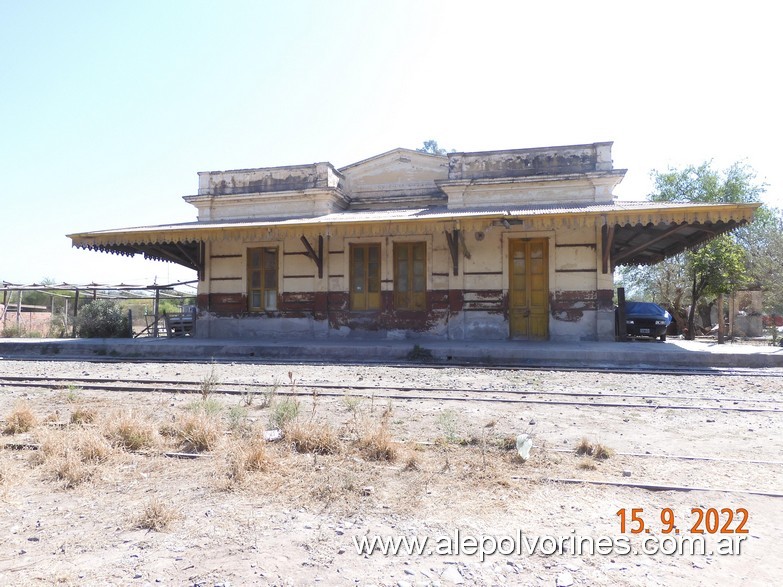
1,325,26,338
75,300,130,338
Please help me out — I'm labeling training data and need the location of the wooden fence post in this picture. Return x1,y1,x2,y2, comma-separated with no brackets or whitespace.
72,289,79,337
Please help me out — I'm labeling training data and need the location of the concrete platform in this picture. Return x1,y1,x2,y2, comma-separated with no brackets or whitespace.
1,336,782,369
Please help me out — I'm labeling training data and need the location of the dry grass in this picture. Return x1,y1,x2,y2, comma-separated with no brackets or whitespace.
402,453,420,472
32,429,114,488
242,437,270,471
3,402,37,434
308,460,362,505
592,443,614,460
575,438,614,460
135,497,180,531
53,450,91,488
75,430,113,463
578,458,597,470
223,436,271,487
285,421,340,455
357,419,398,462
178,412,222,452
70,406,97,425
575,437,593,456
103,411,156,451
498,436,518,451
158,420,179,438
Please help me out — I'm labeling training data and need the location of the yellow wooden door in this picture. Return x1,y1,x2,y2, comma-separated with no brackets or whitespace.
509,239,549,339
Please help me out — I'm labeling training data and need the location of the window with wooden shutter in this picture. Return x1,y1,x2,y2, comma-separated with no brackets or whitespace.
247,247,278,311
350,243,381,310
394,242,426,310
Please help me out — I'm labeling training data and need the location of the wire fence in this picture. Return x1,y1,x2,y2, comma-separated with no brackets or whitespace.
1,281,197,338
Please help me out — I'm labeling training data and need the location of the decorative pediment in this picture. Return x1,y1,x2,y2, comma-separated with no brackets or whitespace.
339,148,449,208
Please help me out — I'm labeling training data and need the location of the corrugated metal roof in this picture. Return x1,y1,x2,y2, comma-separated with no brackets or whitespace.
69,200,758,239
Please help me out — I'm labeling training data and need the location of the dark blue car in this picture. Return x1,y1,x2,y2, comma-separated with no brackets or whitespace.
621,301,672,342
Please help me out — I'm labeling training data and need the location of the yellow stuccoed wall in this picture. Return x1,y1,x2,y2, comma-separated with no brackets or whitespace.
195,216,615,342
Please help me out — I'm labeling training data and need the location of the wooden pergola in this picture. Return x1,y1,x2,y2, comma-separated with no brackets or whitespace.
1,280,197,338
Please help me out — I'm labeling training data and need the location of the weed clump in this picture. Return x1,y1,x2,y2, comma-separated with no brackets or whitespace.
402,454,420,472
269,398,299,430
33,429,113,488
357,418,398,462
103,412,156,451
199,365,219,399
436,409,461,444
178,412,221,452
498,436,518,451
575,438,614,460
285,421,340,455
135,497,180,531
53,450,90,488
75,430,113,463
70,406,97,425
224,436,271,486
186,398,223,416
407,344,434,362
3,403,37,434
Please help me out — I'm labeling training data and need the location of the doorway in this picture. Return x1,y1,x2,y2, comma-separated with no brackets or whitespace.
509,238,549,339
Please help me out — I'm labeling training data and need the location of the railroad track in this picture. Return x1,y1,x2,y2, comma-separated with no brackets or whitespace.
1,374,780,497
3,356,783,377
1,375,781,413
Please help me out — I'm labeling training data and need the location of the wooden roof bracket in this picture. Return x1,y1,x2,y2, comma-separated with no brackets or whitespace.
174,241,205,280
445,229,460,276
300,235,324,279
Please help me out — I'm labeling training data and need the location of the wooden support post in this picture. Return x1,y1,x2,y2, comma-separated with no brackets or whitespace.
717,293,724,344
616,287,627,341
445,229,460,276
601,224,615,274
199,241,206,281
153,287,160,338
16,290,22,330
128,309,133,338
72,289,80,337
0,289,7,328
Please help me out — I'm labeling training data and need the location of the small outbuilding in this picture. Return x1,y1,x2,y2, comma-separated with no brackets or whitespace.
68,142,759,341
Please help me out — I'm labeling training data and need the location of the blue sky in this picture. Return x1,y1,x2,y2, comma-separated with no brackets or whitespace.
1,1,779,286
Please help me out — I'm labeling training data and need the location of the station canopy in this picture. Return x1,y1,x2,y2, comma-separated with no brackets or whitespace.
67,200,761,275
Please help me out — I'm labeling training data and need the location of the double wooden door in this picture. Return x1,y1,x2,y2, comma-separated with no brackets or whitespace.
509,239,549,339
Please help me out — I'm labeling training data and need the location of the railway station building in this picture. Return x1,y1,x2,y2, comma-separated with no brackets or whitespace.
68,142,759,342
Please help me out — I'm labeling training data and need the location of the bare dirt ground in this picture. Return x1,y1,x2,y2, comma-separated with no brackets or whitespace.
0,359,781,586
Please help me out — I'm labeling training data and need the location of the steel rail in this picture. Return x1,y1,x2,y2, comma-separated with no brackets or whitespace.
528,477,783,498
0,380,780,413
2,356,782,377
0,375,780,406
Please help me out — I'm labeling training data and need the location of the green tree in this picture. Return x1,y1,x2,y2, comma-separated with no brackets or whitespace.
621,161,766,339
736,206,783,314
650,161,765,204
416,140,450,156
